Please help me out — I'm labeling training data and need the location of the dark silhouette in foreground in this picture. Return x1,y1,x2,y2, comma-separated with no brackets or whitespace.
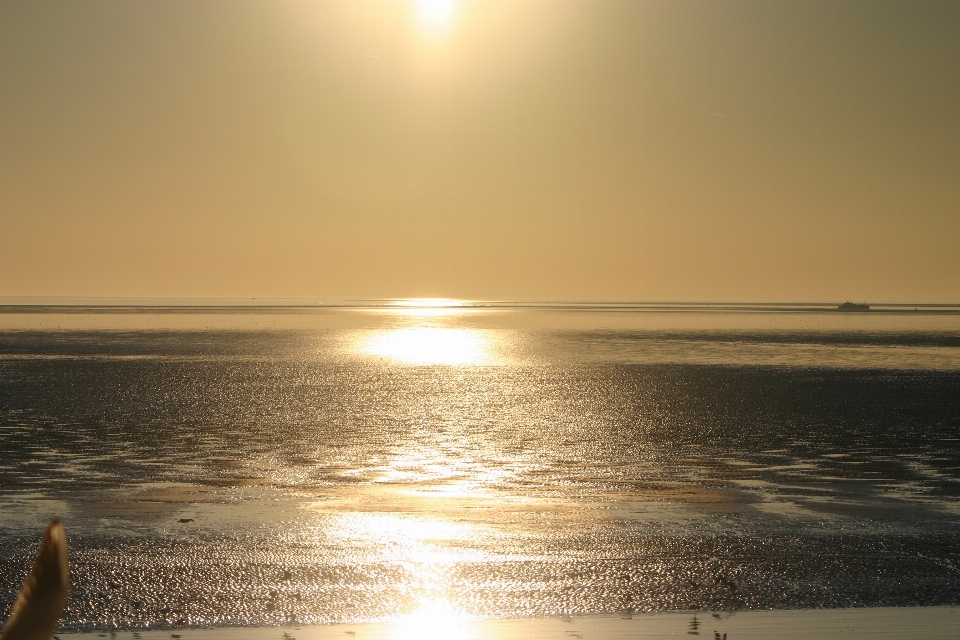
1,521,68,640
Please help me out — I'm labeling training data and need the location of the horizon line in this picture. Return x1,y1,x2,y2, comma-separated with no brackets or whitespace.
1,297,959,310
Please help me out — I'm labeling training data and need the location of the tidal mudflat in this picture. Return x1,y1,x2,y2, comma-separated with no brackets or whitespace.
2,306,959,633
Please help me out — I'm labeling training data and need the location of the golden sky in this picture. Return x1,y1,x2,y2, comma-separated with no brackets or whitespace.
1,0,958,302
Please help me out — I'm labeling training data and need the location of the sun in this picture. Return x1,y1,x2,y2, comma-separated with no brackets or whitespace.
416,0,456,30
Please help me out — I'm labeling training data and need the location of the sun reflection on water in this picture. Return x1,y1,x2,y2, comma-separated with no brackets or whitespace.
326,510,490,564
387,298,472,318
391,298,466,308
392,599,471,640
364,327,494,365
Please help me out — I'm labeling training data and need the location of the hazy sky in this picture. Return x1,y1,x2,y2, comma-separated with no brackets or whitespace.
1,0,958,302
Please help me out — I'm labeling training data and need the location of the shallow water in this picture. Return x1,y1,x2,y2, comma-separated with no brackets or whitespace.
1,306,959,629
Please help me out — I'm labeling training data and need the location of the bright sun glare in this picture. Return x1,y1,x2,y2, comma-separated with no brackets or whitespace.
392,298,465,308
392,600,471,640
365,328,491,365
416,0,456,30
389,298,470,318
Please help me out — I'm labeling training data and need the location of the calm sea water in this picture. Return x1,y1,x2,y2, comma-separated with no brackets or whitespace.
1,306,960,630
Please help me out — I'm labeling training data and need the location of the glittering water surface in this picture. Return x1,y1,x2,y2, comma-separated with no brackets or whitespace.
1,307,960,629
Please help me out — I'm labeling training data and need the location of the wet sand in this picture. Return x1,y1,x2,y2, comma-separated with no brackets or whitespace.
54,608,960,639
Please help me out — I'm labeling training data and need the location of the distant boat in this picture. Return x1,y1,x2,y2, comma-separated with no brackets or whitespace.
837,301,870,311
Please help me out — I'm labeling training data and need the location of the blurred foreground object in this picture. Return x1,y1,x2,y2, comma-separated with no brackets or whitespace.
1,521,69,640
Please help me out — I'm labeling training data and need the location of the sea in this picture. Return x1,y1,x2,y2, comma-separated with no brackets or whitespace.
1,303,959,631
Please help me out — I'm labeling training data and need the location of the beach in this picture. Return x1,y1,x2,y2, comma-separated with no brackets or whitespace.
50,608,960,640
